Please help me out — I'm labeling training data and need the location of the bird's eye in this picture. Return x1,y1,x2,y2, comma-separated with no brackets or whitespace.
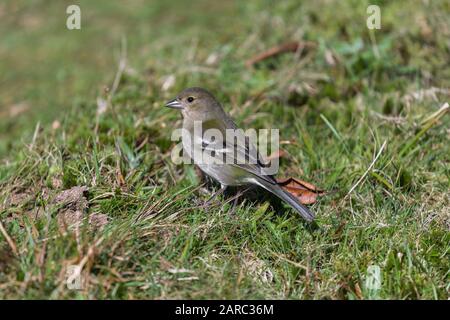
187,97,194,103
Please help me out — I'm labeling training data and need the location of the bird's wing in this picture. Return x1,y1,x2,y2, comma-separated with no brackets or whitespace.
200,118,277,185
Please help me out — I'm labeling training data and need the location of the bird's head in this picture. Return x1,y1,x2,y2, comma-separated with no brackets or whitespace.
165,87,221,118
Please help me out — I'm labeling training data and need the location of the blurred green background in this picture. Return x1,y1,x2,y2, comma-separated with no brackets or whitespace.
0,0,240,155
1,0,448,156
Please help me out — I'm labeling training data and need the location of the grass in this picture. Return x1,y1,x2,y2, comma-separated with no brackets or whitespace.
0,0,449,299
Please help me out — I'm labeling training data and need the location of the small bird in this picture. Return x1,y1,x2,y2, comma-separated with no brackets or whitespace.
165,87,314,222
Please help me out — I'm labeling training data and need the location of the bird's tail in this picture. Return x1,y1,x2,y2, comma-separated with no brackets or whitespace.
254,178,315,222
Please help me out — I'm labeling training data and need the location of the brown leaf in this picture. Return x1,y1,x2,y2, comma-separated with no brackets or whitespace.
276,177,325,205
246,41,316,68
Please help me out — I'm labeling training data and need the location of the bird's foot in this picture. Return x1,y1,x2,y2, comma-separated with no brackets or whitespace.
202,185,227,209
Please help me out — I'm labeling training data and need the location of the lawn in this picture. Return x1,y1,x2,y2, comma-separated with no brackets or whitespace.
0,0,449,299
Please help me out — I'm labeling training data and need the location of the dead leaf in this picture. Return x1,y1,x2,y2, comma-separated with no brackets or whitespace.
276,177,325,205
246,41,316,68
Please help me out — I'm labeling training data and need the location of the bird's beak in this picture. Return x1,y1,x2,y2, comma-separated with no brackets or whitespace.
165,98,183,109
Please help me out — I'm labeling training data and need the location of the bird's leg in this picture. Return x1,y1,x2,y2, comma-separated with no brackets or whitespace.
203,184,227,208
228,193,241,215
228,187,251,215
